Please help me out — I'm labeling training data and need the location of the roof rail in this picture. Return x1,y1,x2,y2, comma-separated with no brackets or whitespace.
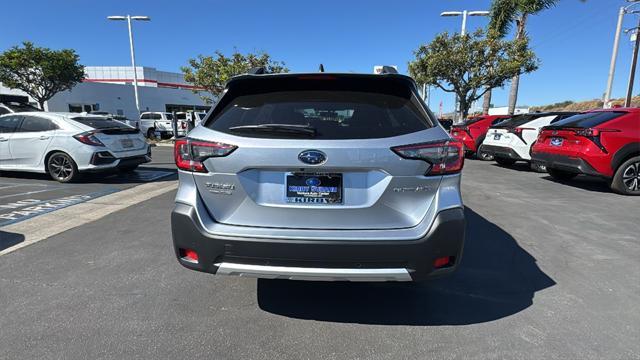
247,67,267,75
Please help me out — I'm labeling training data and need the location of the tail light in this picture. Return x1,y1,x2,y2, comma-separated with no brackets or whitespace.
574,128,618,153
174,138,237,172
181,122,187,129
392,140,464,175
73,131,105,146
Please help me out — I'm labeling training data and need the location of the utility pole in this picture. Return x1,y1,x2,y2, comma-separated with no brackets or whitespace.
626,19,640,107
603,1,640,108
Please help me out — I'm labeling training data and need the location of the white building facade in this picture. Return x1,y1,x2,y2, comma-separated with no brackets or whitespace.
1,66,211,119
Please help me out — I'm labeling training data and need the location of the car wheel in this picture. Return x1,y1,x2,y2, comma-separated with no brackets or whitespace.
47,152,78,183
495,157,516,166
547,168,577,182
147,128,156,139
611,156,640,196
530,161,547,173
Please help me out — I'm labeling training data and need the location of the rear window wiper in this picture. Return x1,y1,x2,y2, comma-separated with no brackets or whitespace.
228,124,317,137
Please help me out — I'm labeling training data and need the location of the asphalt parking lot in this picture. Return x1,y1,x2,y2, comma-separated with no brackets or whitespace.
0,158,638,359
0,146,175,226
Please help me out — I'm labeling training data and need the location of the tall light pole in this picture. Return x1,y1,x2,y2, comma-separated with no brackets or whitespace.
107,15,150,116
603,1,640,108
440,10,490,121
625,21,640,107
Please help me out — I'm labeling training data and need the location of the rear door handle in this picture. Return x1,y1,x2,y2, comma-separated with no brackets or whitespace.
0,137,8,142
39,135,50,140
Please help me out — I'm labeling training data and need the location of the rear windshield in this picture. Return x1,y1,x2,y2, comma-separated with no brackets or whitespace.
549,112,626,129
207,90,432,139
71,117,130,129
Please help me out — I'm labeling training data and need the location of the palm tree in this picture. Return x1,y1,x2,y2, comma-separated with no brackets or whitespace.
487,0,558,115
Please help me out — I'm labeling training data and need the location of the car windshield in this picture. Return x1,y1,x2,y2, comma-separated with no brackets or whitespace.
548,111,626,128
71,117,130,129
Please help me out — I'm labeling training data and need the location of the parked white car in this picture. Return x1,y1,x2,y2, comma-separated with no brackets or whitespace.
136,112,182,139
0,112,150,182
175,111,207,133
480,112,577,171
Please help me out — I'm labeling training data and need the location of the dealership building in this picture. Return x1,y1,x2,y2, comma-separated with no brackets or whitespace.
0,66,211,119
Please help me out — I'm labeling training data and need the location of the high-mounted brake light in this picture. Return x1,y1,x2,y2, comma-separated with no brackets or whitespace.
391,140,464,175
174,138,237,172
73,131,105,147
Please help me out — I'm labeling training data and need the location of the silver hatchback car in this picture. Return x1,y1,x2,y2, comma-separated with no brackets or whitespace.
171,71,465,282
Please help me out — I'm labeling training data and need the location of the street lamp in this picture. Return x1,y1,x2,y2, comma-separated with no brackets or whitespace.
440,10,490,35
107,15,151,116
603,0,640,108
440,10,490,121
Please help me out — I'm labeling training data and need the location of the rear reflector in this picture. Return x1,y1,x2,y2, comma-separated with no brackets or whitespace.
392,140,464,175
180,248,199,263
174,138,236,172
433,256,454,269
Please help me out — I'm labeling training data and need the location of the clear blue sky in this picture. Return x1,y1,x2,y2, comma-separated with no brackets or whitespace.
0,0,635,112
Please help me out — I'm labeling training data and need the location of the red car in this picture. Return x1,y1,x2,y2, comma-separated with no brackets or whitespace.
531,108,640,195
450,115,511,160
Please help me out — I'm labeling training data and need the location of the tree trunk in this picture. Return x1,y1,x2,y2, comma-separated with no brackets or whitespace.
507,14,528,115
458,96,469,121
482,89,492,115
38,99,46,111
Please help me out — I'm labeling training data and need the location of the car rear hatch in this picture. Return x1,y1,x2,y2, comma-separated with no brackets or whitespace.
70,116,147,153
539,111,628,155
180,74,460,230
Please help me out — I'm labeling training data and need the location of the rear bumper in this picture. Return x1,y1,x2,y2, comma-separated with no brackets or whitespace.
480,144,524,160
531,152,603,177
171,204,465,282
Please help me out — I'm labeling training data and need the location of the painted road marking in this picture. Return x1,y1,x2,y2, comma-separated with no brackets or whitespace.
0,181,178,256
0,188,61,199
0,189,119,226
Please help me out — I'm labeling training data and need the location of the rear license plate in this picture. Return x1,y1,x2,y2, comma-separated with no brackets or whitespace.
550,137,563,146
494,134,501,140
286,173,342,204
121,139,134,148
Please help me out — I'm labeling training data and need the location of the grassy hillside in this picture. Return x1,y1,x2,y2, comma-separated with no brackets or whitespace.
531,96,640,112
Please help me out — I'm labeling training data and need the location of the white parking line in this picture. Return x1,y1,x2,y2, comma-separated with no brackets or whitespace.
0,188,60,200
0,181,178,256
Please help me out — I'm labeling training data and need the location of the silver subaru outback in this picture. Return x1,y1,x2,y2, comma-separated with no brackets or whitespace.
171,71,465,282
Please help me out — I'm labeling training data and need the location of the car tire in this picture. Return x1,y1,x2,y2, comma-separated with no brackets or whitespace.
495,157,516,166
147,128,156,139
47,152,79,183
611,155,640,196
547,168,577,182
530,161,547,173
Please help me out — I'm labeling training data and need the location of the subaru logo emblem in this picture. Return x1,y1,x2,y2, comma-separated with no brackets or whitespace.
552,130,558,135
306,177,321,187
298,150,326,165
